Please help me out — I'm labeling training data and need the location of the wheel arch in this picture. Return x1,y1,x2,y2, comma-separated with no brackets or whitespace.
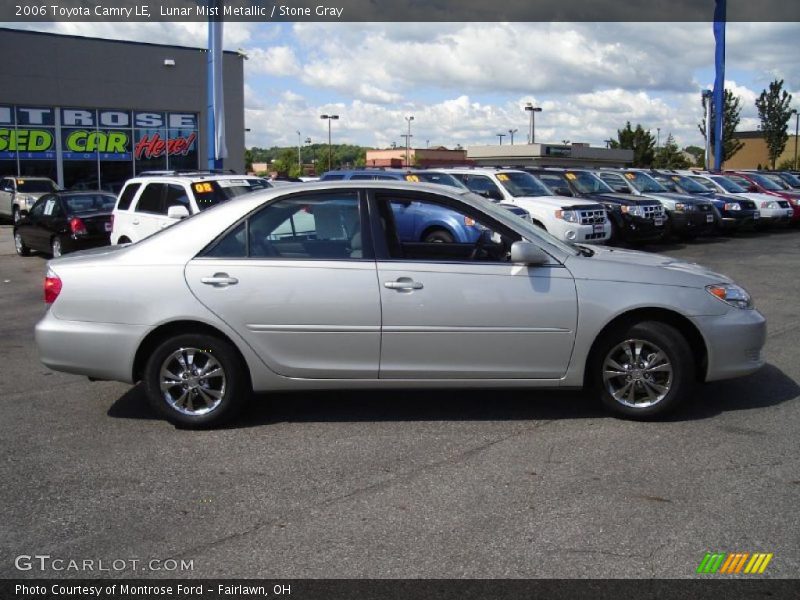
419,222,459,242
583,307,708,386
132,320,253,388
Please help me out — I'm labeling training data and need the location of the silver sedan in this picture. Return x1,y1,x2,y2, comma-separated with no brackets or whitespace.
35,181,766,428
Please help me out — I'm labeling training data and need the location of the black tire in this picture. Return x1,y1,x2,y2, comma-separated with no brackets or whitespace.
422,228,454,243
143,333,250,428
608,218,622,245
117,236,132,244
51,236,63,258
13,230,31,256
12,206,19,224
591,321,694,419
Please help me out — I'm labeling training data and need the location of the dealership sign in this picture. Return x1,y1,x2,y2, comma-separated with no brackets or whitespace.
0,106,198,161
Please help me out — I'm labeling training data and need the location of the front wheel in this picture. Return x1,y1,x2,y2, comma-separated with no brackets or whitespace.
422,228,454,243
14,230,31,256
592,321,694,419
143,333,249,428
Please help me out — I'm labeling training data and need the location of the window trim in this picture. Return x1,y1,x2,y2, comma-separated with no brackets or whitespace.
196,189,374,262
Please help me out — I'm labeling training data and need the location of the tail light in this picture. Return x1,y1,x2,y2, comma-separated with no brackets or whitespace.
69,217,87,236
44,268,62,304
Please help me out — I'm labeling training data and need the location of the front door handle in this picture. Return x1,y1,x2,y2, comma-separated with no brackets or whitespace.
201,273,239,287
132,219,140,225
384,277,423,291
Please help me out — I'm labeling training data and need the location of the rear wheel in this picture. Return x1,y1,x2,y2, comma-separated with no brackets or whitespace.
592,321,694,419
14,230,30,256
422,228,454,243
143,333,249,428
51,236,63,258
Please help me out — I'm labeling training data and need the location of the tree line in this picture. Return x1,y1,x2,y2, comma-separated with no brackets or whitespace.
610,78,795,169
245,144,367,177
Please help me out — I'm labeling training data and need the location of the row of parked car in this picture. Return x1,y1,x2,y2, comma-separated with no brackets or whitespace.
6,166,800,259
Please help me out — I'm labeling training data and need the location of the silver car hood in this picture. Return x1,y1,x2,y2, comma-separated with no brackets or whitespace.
565,245,731,287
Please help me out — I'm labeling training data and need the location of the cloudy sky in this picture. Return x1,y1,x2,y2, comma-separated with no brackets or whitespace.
6,21,800,150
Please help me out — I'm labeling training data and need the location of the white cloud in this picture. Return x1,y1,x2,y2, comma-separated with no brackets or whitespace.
247,46,300,76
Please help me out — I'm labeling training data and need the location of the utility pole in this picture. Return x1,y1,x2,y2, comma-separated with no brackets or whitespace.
320,114,339,171
404,116,414,167
792,109,799,170
702,90,712,170
497,133,505,145
296,130,302,173
524,103,542,144
508,128,518,145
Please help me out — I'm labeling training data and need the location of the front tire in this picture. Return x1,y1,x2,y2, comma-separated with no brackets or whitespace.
14,230,31,256
143,333,249,428
592,321,694,419
422,228,454,243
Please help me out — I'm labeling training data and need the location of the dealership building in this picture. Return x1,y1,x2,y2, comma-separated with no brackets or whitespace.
0,28,245,190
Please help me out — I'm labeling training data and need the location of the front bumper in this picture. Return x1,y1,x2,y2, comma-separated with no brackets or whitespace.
35,310,147,383
617,213,666,242
719,209,760,230
692,308,767,382
668,210,717,236
550,220,611,243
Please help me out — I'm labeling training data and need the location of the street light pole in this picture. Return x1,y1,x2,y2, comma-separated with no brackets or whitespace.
656,127,661,149
496,133,505,145
702,90,712,170
404,115,414,167
524,103,542,144
508,128,518,145
296,130,302,173
792,109,799,170
320,114,339,171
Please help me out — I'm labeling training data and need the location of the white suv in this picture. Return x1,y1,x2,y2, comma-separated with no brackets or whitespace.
111,173,272,244
441,168,610,243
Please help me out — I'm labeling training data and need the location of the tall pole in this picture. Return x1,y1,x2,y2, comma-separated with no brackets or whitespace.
712,0,726,171
320,114,339,171
525,104,542,144
405,116,414,167
508,128,518,145
296,130,302,173
702,90,712,171
496,133,505,145
793,110,799,170
656,127,661,149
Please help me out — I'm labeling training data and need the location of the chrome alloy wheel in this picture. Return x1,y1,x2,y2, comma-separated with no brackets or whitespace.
602,339,673,408
14,232,24,254
159,347,226,416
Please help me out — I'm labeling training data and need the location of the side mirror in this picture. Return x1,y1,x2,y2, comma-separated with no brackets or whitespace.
554,187,572,197
510,241,550,265
748,184,759,193
479,189,503,201
167,205,191,220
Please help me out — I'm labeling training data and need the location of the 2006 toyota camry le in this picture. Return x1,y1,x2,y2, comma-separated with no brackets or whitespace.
35,181,766,428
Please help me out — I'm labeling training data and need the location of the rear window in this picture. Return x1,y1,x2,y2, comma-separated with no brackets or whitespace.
16,179,58,193
116,183,141,210
64,194,117,214
320,174,345,181
191,179,261,211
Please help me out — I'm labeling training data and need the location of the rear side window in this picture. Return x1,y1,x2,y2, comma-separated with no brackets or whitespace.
349,174,374,180
165,184,191,211
116,183,140,211
135,183,166,214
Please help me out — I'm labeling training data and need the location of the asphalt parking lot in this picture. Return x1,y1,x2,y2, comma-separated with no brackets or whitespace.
0,223,798,579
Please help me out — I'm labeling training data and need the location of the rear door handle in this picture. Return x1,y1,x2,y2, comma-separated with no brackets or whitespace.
384,278,423,291
201,273,239,287
132,219,140,225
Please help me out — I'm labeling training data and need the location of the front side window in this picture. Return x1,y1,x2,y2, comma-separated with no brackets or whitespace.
165,184,191,210
709,176,745,193
452,174,504,199
135,183,166,214
376,193,520,263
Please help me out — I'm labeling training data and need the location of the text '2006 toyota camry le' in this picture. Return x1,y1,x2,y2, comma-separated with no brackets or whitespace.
35,181,766,428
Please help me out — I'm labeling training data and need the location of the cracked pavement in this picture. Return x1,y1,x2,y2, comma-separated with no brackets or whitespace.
1,224,798,578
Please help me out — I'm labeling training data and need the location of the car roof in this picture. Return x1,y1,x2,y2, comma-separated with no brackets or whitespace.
56,190,117,197
125,174,262,184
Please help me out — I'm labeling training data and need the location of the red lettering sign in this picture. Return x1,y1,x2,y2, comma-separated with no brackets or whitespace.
134,132,196,159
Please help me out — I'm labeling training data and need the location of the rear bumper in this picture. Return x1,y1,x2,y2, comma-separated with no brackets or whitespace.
35,310,146,383
62,234,111,254
692,309,767,382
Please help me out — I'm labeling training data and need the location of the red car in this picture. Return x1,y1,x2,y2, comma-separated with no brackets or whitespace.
724,171,800,224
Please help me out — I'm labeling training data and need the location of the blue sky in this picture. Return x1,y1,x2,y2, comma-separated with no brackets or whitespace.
5,21,799,150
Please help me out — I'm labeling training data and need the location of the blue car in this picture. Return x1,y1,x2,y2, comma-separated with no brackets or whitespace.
319,169,530,243
651,171,760,231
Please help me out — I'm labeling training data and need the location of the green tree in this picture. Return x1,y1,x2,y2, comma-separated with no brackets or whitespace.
683,145,705,167
609,122,656,167
244,148,254,172
697,89,745,165
653,134,690,169
755,78,794,169
271,148,301,178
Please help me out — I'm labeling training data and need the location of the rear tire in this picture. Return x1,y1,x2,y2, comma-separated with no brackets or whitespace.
422,228,454,243
143,333,249,428
591,321,694,419
14,230,30,256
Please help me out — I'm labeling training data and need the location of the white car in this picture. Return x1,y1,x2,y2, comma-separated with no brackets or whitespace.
688,174,793,226
441,168,610,243
111,172,272,244
0,176,60,222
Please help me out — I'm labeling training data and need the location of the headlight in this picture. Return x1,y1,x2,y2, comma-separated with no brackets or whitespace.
555,209,578,223
761,201,778,209
723,202,741,211
706,283,753,309
621,205,645,217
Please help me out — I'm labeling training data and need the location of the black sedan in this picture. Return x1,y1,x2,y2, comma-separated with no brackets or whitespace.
13,191,116,257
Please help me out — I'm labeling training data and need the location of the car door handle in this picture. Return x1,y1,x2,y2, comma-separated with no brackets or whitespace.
384,278,423,291
201,273,239,287
132,219,140,225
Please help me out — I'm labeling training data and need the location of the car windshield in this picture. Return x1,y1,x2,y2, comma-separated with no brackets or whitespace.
652,175,680,192
748,173,783,191
778,172,800,187
17,179,58,193
709,176,746,193
496,171,551,197
63,193,117,214
408,172,466,189
464,191,579,256
762,173,792,190
192,178,265,210
622,171,668,193
565,171,615,194
670,174,709,194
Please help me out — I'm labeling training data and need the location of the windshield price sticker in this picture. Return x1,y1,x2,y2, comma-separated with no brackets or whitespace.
565,173,577,180
497,173,509,181
217,179,250,188
405,175,420,182
44,198,55,216
193,183,213,193
625,173,636,180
